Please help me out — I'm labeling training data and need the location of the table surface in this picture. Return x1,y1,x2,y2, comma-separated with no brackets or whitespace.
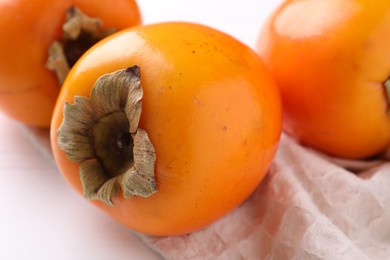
0,1,282,259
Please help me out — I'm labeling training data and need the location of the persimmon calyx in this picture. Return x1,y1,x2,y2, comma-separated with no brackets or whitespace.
384,79,390,115
57,66,157,206
46,6,116,85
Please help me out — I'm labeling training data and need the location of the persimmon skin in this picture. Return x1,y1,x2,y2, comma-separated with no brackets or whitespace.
0,0,141,127
50,22,282,236
257,0,390,159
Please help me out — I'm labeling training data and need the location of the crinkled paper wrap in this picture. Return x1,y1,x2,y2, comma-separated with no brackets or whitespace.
26,127,390,260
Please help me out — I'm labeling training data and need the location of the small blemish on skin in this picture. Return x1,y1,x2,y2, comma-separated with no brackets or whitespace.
222,126,228,131
193,97,200,105
0,85,40,95
183,40,192,45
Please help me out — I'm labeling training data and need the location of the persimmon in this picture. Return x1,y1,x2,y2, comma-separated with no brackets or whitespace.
50,22,282,236
256,0,390,159
0,0,141,127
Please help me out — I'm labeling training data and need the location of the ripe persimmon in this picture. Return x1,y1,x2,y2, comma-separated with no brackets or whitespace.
50,22,282,235
257,0,390,159
0,0,141,127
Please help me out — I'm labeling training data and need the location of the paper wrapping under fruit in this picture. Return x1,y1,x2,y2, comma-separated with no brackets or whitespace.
26,127,390,260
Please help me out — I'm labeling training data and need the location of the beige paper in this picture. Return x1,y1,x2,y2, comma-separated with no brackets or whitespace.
26,128,390,260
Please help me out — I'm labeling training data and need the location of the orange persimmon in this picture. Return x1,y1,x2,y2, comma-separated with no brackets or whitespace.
257,0,390,159
0,0,141,127
50,22,282,236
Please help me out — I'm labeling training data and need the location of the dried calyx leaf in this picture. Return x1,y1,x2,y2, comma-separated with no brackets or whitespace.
46,6,117,85
57,66,157,206
384,79,390,115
